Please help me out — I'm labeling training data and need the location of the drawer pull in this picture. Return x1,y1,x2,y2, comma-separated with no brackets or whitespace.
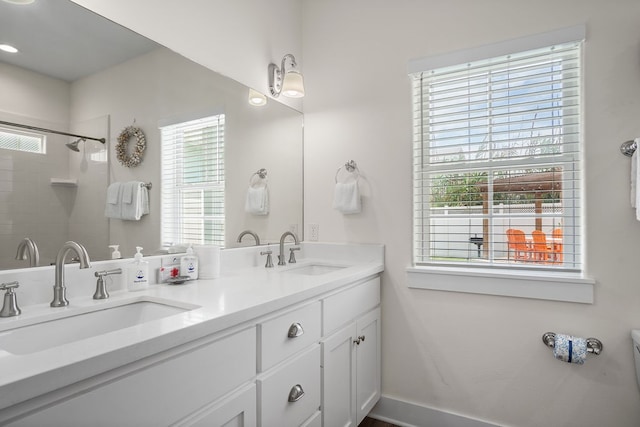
288,384,305,402
287,322,304,338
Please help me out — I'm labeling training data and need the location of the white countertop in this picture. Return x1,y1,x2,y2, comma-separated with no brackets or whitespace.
0,243,383,412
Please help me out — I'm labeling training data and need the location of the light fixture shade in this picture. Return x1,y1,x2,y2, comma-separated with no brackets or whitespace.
281,71,305,98
248,88,267,106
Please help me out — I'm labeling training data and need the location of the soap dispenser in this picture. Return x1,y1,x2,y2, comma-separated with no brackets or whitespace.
127,246,149,291
109,245,121,259
180,244,199,280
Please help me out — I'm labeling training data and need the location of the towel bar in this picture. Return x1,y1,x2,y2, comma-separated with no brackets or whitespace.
141,182,152,190
542,332,603,355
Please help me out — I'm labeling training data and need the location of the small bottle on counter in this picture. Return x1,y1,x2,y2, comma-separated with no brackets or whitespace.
180,244,199,280
127,246,149,291
109,244,121,259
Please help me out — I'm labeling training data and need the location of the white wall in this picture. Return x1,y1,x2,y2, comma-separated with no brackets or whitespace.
70,0,303,112
0,63,72,267
301,1,640,426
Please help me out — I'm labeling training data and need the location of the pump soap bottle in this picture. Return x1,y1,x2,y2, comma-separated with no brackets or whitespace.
180,244,199,280
109,245,121,259
127,246,149,291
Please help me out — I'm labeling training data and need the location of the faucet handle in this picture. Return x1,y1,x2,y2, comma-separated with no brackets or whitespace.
93,268,122,300
0,281,21,317
260,250,274,268
289,247,301,264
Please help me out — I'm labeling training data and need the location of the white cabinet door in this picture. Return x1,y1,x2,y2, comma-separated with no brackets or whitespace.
355,308,381,426
321,307,381,427
321,322,357,427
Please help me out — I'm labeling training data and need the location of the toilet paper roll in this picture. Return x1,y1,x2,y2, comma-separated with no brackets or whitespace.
194,245,220,279
553,333,587,365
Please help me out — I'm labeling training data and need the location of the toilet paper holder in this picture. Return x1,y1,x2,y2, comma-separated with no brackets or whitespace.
542,332,603,355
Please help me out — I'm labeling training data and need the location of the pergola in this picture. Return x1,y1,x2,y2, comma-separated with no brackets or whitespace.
476,171,562,258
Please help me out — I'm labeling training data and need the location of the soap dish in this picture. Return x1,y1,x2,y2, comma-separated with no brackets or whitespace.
167,276,191,285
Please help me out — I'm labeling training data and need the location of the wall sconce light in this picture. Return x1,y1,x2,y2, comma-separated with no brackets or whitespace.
248,88,267,106
268,53,305,98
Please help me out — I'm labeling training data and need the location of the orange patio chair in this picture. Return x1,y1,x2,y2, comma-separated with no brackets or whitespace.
552,228,563,263
531,230,551,263
510,229,530,261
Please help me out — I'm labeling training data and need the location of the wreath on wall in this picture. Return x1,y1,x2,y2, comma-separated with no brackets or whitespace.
116,126,146,168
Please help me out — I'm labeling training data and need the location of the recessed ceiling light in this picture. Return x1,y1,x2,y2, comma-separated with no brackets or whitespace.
2,0,35,4
0,44,18,53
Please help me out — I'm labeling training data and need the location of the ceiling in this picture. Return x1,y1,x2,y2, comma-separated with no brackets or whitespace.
0,0,159,82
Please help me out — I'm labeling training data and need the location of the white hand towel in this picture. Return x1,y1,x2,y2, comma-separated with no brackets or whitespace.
105,183,122,218
245,185,269,215
333,180,361,214
121,181,149,220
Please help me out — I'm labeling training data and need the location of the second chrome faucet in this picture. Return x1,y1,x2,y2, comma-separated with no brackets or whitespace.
278,231,299,266
51,241,91,307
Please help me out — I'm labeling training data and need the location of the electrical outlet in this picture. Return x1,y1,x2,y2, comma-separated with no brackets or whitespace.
289,224,299,236
309,223,319,241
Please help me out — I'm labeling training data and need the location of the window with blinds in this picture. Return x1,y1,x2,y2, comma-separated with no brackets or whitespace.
0,127,45,154
161,115,225,247
411,41,582,271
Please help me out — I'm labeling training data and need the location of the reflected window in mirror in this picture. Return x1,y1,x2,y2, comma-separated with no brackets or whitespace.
161,115,226,247
0,127,45,154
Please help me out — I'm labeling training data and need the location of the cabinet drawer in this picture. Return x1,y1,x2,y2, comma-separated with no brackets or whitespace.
174,383,256,427
258,301,321,372
323,277,380,335
257,345,320,427
8,327,257,427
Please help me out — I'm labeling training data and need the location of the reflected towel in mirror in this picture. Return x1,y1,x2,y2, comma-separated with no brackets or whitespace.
245,185,269,215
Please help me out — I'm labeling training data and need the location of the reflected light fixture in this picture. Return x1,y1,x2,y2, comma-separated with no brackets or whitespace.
268,53,305,98
2,0,35,4
0,44,18,53
248,88,267,106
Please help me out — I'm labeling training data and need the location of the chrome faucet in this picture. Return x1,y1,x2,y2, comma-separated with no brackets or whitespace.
15,237,39,267
51,241,91,307
278,231,299,266
237,230,261,246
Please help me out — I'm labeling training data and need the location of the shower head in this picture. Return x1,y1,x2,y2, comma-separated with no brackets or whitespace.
65,138,85,152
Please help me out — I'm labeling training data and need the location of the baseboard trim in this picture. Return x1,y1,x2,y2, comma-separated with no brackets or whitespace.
367,395,500,427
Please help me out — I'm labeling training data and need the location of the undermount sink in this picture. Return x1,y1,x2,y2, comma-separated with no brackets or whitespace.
284,264,347,276
0,298,198,355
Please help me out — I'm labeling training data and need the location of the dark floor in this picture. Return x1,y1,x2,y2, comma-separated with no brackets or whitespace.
359,416,400,427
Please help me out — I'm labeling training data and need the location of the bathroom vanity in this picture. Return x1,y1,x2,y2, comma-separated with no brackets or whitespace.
0,243,383,427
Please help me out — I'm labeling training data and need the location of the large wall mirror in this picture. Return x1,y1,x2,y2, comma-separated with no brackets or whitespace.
0,0,303,270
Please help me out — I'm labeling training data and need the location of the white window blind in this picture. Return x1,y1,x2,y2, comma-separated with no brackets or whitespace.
161,115,225,247
0,127,45,154
411,41,582,271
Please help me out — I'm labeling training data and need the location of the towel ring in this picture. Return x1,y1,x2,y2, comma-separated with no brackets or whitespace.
249,168,268,186
335,160,360,183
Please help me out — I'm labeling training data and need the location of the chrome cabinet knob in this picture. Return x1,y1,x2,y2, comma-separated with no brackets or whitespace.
288,384,305,402
353,335,366,345
287,322,304,338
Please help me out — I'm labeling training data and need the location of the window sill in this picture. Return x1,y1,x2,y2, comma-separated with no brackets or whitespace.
406,266,594,303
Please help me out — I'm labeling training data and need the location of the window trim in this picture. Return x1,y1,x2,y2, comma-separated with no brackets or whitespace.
407,265,594,303
407,26,594,302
